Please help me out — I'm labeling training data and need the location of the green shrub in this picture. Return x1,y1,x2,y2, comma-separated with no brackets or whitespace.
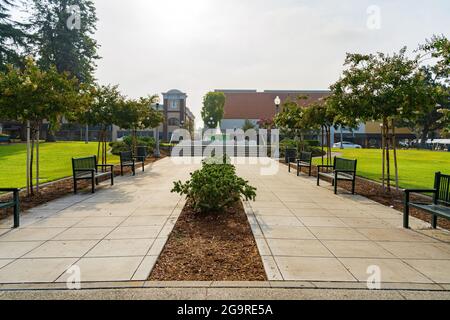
171,158,257,213
109,141,129,155
110,136,156,155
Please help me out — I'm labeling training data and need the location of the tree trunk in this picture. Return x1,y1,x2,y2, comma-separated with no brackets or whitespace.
392,119,399,191
381,122,386,191
29,129,35,196
420,127,429,150
385,119,391,192
321,126,325,166
36,127,40,193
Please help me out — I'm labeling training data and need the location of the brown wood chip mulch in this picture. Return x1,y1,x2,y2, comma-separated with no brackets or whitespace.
149,201,267,281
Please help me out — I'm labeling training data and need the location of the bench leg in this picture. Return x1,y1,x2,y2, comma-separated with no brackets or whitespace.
317,174,320,186
334,180,338,194
142,161,145,172
121,165,124,176
403,193,410,229
297,164,300,176
91,175,95,193
288,162,291,173
13,192,20,228
132,164,136,176
111,172,114,186
432,215,438,229
352,179,356,195
73,179,78,195
309,165,312,177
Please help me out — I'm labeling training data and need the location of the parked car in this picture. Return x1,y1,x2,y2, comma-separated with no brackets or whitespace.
333,141,362,149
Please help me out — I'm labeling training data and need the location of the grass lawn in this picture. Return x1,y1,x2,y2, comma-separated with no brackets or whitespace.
0,142,119,189
314,149,450,190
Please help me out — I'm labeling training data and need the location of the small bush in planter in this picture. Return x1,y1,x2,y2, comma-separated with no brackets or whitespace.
171,158,257,213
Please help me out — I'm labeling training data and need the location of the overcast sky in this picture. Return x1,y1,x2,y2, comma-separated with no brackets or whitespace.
93,0,449,127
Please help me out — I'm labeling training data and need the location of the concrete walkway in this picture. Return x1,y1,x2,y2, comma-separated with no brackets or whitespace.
0,158,199,284
236,159,450,288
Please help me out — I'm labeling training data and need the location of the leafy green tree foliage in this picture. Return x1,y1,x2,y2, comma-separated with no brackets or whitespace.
201,91,225,129
114,95,164,152
0,0,28,70
172,159,256,213
242,119,256,131
76,84,123,165
273,98,306,140
29,0,99,83
398,35,450,145
0,57,81,194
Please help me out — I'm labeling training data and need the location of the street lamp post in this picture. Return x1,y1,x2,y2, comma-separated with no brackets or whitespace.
154,101,161,158
274,96,281,115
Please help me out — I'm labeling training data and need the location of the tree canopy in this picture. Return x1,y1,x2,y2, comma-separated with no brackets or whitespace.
201,92,225,129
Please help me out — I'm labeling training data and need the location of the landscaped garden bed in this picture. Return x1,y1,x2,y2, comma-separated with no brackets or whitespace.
150,156,266,281
149,201,267,281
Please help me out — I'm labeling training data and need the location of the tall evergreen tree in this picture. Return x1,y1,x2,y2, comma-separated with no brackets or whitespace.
0,0,28,70
30,0,99,83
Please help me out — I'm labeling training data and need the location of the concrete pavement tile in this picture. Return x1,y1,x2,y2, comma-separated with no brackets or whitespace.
267,239,333,257
0,258,77,283
404,259,450,284
56,257,143,282
0,228,67,242
357,228,437,242
86,239,155,257
378,242,450,260
298,217,347,228
339,258,433,283
275,257,356,282
323,241,395,258
309,227,369,241
0,241,43,259
54,227,114,240
24,240,98,258
256,215,303,227
261,226,316,240
132,256,158,281
75,217,126,228
106,226,162,240
261,256,283,280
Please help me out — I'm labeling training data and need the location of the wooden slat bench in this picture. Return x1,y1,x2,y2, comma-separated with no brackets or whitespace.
404,172,450,229
72,156,114,194
120,151,136,176
0,188,20,228
297,151,313,177
286,148,297,173
317,157,357,194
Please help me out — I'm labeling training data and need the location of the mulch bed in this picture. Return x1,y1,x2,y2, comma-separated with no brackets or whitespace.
149,201,267,281
0,155,166,221
286,161,450,231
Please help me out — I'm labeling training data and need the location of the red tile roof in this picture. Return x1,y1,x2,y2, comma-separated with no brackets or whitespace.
216,90,331,120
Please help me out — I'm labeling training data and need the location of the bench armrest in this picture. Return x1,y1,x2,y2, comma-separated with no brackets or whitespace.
74,169,95,173
0,188,20,192
96,164,114,172
404,189,437,195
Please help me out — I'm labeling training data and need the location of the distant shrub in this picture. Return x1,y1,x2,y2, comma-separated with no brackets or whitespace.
171,158,257,213
110,136,156,155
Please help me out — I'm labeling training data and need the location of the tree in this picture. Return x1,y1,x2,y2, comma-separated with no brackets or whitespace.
201,92,225,129
0,57,81,195
0,0,28,70
398,36,450,146
29,0,99,83
242,119,256,131
330,48,423,191
273,98,305,140
76,84,123,165
114,96,164,152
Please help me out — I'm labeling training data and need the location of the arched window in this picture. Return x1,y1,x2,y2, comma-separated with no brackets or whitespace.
168,118,180,126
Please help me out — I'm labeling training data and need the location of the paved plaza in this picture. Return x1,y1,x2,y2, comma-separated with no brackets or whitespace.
0,157,450,292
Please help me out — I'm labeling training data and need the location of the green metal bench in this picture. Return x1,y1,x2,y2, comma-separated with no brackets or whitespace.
404,172,450,229
296,151,313,177
72,156,114,194
119,151,145,176
286,148,297,173
317,157,357,194
0,188,20,228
